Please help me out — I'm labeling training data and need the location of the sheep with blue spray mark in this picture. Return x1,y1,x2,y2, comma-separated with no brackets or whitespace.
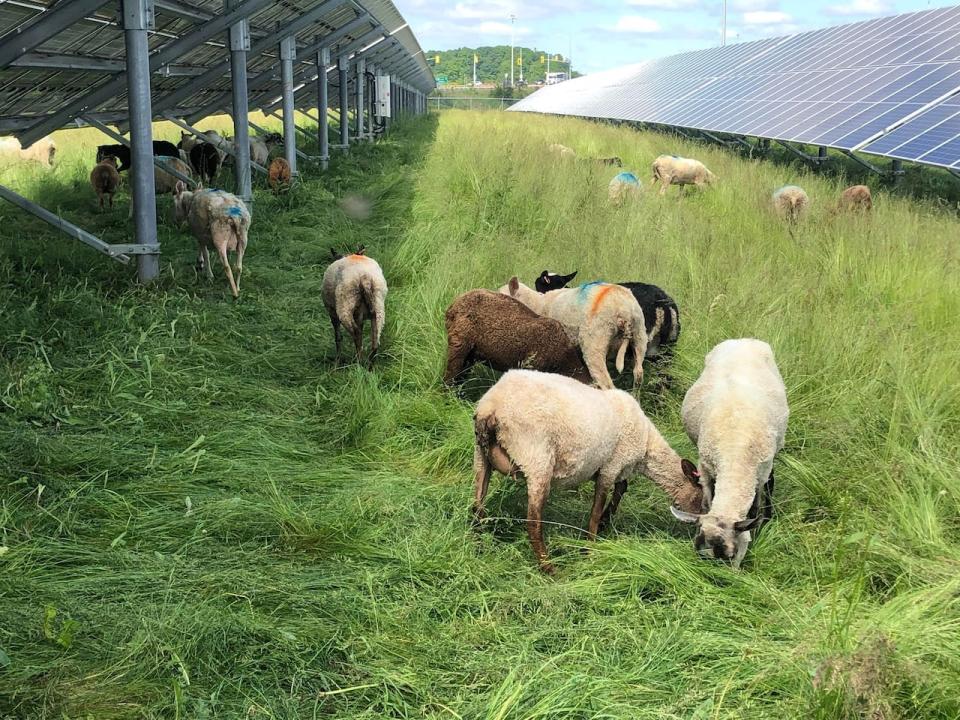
499,277,646,389
772,185,809,222
608,171,642,205
173,182,251,299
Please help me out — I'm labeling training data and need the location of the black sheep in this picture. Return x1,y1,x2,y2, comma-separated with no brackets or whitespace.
95,140,178,172
189,142,221,184
535,270,681,358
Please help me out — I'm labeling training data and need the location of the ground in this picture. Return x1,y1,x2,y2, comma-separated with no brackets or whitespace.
1,110,959,719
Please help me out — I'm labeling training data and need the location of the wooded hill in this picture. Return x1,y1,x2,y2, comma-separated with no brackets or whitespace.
425,45,578,85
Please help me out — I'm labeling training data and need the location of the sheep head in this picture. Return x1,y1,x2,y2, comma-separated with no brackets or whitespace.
172,180,194,224
535,270,578,293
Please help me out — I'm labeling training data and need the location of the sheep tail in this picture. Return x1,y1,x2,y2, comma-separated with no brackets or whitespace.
474,409,497,460
615,334,629,374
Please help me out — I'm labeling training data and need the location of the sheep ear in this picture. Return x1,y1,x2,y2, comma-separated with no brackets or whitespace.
174,180,186,195
670,505,702,524
681,459,700,482
734,516,762,532
561,271,578,285
508,276,520,296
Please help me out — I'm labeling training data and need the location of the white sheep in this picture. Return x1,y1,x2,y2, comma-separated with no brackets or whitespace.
172,182,250,299
249,133,282,166
0,136,57,166
608,171,642,205
322,248,387,365
651,155,715,195
772,185,809,222
548,143,576,159
671,338,789,569
499,277,646,389
473,369,703,573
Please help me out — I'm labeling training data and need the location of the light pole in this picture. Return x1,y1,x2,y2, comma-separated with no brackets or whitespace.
722,0,727,46
510,14,515,88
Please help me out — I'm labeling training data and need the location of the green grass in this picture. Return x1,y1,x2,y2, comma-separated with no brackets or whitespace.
2,109,959,719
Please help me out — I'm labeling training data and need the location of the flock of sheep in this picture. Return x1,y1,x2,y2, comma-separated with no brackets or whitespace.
319,143,843,573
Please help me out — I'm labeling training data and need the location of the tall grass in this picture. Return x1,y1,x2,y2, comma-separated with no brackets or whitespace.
1,109,958,719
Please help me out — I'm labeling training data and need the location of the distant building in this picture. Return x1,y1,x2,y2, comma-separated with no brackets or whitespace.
546,72,568,85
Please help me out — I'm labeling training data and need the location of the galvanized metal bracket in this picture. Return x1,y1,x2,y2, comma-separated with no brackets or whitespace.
123,0,156,31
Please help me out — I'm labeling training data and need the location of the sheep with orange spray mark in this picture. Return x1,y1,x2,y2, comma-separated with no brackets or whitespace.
322,245,387,366
499,277,646,389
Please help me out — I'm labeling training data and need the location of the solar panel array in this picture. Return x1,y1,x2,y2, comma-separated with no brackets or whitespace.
509,5,960,169
0,0,434,137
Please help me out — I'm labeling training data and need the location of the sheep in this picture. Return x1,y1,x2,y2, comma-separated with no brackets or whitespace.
535,271,680,360
772,185,809,222
89,156,120,210
0,136,57,166
178,130,226,158
189,143,221,184
154,156,193,195
473,369,703,573
172,182,250,299
268,157,292,191
178,131,198,153
499,277,646,390
670,338,789,569
549,143,576,159
443,290,591,386
608,171,642,205
595,156,623,167
250,132,282,166
837,184,872,213
651,154,716,195
322,246,387,365
97,140,178,172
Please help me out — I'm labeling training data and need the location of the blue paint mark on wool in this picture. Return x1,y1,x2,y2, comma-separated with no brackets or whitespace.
226,205,244,217
772,185,802,198
577,281,605,303
613,172,639,185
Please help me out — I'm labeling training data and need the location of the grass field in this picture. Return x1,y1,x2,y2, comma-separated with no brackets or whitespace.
2,109,959,719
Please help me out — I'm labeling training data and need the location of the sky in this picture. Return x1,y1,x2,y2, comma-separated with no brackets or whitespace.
393,0,957,74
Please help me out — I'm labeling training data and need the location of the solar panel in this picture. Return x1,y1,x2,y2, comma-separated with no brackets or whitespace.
858,96,960,166
510,5,960,168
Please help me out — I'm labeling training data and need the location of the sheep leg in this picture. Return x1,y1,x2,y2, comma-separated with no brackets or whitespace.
351,322,364,361
201,246,214,280
472,444,492,524
234,242,244,292
581,334,615,390
586,479,610,540
328,310,343,362
215,240,239,298
443,339,474,385
599,480,628,532
526,482,554,575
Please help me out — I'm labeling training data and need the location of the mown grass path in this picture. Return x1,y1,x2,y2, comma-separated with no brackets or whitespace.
2,111,959,719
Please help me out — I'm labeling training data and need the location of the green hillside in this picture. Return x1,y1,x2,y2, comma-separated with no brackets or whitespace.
426,45,577,85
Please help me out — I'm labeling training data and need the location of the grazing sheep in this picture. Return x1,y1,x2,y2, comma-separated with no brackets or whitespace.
772,185,809,222
500,277,646,389
549,143,576,159
837,184,872,213
671,338,789,569
268,157,292,191
154,156,193,194
89,156,120,210
178,131,198,153
595,156,623,167
172,182,250,299
322,247,387,365
178,130,226,157
0,136,57,166
651,155,716,195
97,140,178,172
608,171,642,205
189,143,221,184
473,369,703,573
536,271,680,359
250,132,282,166
443,290,591,386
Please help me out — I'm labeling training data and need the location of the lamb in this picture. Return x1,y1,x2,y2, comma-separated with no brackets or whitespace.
535,271,680,359
268,157,292,191
670,338,789,569
189,143,221,184
499,277,646,389
322,247,387,365
172,182,250,299
651,154,716,195
0,136,57,166
154,156,193,194
97,140,178,172
178,130,227,159
548,143,576,159
608,171,642,205
443,290,591,386
250,132,282,166
837,184,872,213
772,185,809,222
89,156,120,210
473,369,703,573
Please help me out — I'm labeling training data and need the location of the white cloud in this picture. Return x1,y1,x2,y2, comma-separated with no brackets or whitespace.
742,10,792,24
476,20,531,35
824,0,891,16
627,0,701,9
731,0,779,10
612,15,663,33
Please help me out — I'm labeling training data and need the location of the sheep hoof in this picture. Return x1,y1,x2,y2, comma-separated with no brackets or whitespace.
539,561,557,576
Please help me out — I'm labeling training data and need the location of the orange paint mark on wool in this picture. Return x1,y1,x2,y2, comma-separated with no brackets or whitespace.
590,284,616,316
348,254,370,262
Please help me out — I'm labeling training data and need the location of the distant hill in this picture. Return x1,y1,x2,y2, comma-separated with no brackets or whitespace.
425,45,580,86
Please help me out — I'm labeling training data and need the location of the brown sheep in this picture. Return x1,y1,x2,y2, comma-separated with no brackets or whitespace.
837,184,872,213
444,290,591,386
89,156,120,210
268,157,292,191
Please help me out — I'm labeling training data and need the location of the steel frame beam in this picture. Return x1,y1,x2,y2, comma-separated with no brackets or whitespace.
81,115,196,188
280,35,298,176
0,0,113,70
227,0,252,204
839,148,884,175
355,56,366,140
18,0,272,147
774,139,820,164
339,54,350,149
263,111,316,163
317,43,330,168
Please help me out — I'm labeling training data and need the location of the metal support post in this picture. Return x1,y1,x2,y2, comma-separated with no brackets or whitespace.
775,139,819,164
227,0,251,205
317,44,330,169
123,0,159,283
891,158,904,185
356,57,366,140
818,146,828,165
280,34,297,176
839,148,884,175
338,54,349,151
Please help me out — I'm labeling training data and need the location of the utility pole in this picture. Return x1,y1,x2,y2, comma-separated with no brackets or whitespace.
510,14,515,87
722,0,727,46
473,51,477,86
519,46,523,83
